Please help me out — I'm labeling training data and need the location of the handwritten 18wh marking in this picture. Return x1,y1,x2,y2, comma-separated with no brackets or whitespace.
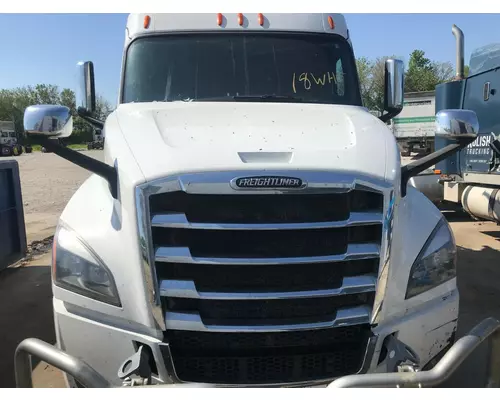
232,176,305,189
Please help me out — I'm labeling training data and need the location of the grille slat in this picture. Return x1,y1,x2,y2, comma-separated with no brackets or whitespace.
151,211,383,230
148,184,384,384
159,275,376,300
166,293,374,324
152,225,381,258
155,243,380,265
150,191,383,224
166,324,371,352
164,305,371,332
156,259,378,292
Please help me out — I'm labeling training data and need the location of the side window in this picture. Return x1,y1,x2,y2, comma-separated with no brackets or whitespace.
336,59,345,96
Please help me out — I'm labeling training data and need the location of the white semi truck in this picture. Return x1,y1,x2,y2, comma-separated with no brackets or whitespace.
0,120,24,156
19,13,486,388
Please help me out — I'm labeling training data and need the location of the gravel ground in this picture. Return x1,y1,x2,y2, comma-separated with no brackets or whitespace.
3,151,100,243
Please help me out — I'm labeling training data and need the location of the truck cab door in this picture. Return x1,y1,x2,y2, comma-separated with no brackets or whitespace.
461,71,500,174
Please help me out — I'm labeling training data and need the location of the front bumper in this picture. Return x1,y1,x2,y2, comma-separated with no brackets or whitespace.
53,287,459,387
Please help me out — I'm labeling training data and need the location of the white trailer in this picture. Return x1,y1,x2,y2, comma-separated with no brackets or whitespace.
20,13,478,388
391,91,436,155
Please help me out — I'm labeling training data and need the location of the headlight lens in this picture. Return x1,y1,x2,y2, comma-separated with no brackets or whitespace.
406,219,457,299
53,226,121,307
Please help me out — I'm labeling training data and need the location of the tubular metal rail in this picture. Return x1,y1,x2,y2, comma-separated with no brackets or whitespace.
14,317,500,388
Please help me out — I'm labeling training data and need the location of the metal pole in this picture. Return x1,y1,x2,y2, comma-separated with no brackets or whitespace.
15,338,111,388
328,317,500,388
452,24,465,80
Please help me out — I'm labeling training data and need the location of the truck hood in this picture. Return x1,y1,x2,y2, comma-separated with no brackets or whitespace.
112,102,398,183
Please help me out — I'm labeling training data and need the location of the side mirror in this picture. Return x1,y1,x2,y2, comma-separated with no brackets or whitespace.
23,105,73,138
435,109,479,140
76,61,96,116
384,59,404,114
400,108,479,197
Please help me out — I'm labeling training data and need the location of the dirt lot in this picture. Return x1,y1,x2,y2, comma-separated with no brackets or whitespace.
0,151,499,387
3,151,100,243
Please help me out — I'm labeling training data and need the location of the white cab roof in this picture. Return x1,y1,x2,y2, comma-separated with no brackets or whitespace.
126,13,349,42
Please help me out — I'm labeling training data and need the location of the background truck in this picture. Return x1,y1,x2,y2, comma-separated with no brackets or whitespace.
0,121,25,156
21,13,478,387
87,128,104,150
392,91,436,156
436,25,500,223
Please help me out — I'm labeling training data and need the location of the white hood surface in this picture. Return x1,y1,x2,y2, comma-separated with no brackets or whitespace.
112,102,398,183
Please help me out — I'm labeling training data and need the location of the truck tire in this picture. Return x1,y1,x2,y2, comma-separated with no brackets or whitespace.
1,146,12,156
87,143,93,150
397,143,411,157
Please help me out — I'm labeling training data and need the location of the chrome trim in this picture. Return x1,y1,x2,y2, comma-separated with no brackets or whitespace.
155,243,380,265
144,170,391,196
165,305,371,332
372,188,396,324
136,169,394,333
151,211,383,230
159,275,377,300
135,186,165,330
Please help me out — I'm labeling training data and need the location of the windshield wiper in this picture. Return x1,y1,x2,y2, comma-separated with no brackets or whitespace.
169,95,303,102
233,95,303,102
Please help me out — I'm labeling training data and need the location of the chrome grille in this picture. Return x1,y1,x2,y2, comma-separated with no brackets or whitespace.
142,171,387,385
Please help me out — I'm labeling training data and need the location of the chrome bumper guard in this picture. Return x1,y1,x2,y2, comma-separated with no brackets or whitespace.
15,317,500,388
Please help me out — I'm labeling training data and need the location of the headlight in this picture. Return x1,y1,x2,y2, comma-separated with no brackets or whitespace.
53,225,121,307
406,219,457,299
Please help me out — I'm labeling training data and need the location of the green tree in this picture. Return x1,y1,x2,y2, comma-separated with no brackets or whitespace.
464,65,470,78
405,50,454,92
356,57,374,109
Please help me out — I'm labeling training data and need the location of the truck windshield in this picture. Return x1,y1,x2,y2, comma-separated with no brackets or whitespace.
122,33,361,106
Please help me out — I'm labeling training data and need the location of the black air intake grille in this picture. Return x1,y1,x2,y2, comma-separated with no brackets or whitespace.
147,181,385,385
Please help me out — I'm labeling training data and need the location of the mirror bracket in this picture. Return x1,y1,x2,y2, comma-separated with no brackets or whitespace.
401,109,479,197
400,140,471,197
77,107,104,130
38,136,118,199
379,109,400,123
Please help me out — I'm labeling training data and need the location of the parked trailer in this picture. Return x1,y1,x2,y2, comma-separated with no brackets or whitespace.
391,91,436,156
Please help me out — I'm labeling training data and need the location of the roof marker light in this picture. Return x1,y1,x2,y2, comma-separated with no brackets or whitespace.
238,13,244,26
217,13,223,26
144,15,151,29
258,13,264,26
328,16,335,29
